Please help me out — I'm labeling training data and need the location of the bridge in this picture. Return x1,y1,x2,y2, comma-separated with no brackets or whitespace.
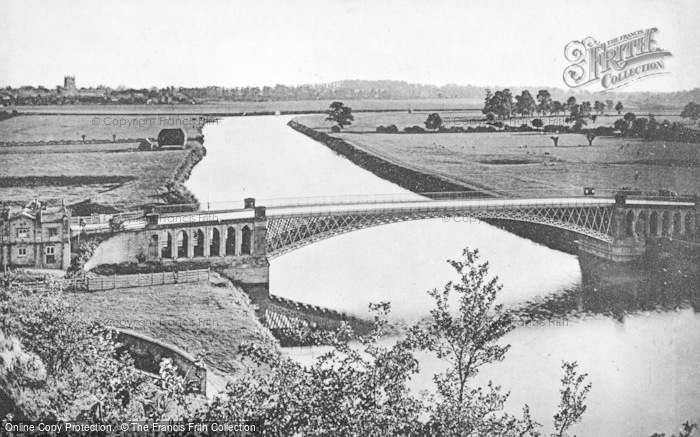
71,190,698,282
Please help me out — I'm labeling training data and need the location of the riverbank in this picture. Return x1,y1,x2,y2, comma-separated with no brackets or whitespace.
288,120,487,194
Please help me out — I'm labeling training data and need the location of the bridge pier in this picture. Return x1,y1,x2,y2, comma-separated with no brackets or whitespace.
576,195,699,262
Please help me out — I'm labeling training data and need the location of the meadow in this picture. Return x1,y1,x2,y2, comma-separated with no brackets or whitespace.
298,110,691,133
0,142,188,208
0,114,205,144
8,99,483,115
294,115,700,197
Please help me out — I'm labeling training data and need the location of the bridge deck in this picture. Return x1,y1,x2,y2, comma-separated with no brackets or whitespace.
70,196,695,234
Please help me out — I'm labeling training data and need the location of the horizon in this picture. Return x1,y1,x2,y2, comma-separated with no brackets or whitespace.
4,78,699,95
2,0,699,93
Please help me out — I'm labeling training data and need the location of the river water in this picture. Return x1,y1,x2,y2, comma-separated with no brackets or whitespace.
187,115,700,436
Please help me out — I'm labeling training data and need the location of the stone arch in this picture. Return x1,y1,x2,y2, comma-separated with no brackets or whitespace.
177,230,188,258
635,210,648,238
241,225,252,255
661,211,671,236
149,234,159,259
625,210,635,238
162,232,173,258
673,212,682,236
194,229,205,257
210,228,220,256
649,211,659,237
225,226,236,256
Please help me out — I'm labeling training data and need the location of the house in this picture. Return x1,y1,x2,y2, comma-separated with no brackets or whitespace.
0,200,71,270
157,128,187,150
137,138,159,151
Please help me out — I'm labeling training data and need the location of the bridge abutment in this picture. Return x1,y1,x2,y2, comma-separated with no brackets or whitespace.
576,195,699,262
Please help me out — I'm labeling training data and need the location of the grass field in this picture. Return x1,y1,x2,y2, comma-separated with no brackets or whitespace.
7,99,483,115
65,275,273,376
0,114,205,144
294,115,700,196
297,111,692,133
0,142,188,208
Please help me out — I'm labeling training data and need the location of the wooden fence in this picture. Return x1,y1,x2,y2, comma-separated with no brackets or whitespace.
9,270,210,292
85,269,211,291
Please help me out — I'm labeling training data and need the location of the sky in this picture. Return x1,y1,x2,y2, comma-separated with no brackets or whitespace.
0,0,698,92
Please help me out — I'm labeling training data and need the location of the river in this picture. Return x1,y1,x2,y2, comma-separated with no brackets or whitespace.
187,115,700,436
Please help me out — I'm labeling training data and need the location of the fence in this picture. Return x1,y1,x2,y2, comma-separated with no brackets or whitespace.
10,277,87,291
85,268,211,291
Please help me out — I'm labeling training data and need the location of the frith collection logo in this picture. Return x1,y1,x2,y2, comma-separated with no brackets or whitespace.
563,28,672,91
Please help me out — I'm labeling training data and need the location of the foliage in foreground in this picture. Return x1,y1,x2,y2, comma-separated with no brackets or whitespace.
1,251,697,436
198,249,592,436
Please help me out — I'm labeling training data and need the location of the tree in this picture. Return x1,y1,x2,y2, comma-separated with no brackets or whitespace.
624,112,637,124
680,102,700,124
0,275,194,422
614,119,630,134
615,101,624,114
425,113,443,131
552,362,592,437
566,96,577,111
536,90,552,115
594,101,606,115
515,90,537,116
566,102,591,131
483,89,514,119
586,133,596,147
532,118,543,130
551,101,565,115
606,100,614,112
325,101,354,130
411,249,591,437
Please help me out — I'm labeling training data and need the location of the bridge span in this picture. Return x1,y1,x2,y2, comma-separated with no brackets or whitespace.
71,191,698,280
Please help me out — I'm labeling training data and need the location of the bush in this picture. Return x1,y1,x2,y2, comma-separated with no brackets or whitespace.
594,126,615,136
403,125,426,133
330,125,341,133
377,124,399,133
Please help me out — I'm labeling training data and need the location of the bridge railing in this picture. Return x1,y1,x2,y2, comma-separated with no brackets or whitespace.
129,189,700,216
266,197,618,218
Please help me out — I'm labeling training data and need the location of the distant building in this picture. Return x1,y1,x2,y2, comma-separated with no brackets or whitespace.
157,128,187,149
0,200,71,270
64,75,76,91
138,138,159,151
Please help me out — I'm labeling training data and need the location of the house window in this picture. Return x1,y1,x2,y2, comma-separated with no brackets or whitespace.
45,246,56,264
17,228,30,238
48,227,59,237
18,247,27,258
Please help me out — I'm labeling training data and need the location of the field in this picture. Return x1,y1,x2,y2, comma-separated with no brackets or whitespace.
294,115,700,196
0,114,205,144
65,276,273,375
0,141,188,208
7,99,483,115
297,110,692,133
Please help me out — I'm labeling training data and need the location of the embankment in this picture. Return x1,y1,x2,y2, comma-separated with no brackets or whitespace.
288,120,470,194
288,119,577,251
160,142,206,208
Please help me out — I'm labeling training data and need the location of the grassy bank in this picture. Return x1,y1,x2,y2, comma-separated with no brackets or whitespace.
65,274,275,375
292,114,700,197
287,120,488,194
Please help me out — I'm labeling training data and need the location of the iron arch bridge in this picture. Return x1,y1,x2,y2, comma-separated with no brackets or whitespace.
263,196,696,259
70,192,698,263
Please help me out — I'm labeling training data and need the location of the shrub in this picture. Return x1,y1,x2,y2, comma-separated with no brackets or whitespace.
330,125,341,133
